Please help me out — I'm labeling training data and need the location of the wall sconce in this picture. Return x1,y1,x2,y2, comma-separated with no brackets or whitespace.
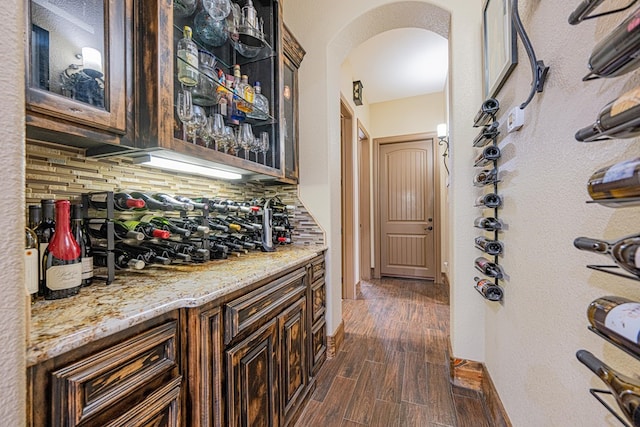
353,80,363,106
437,123,450,176
61,47,105,107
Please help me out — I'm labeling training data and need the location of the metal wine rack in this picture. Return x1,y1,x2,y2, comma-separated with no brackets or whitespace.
472,99,505,302
82,192,116,285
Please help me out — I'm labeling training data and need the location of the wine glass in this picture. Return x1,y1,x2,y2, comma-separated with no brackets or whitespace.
187,105,207,145
200,114,215,148
211,113,225,150
176,90,193,140
220,125,236,154
237,123,254,159
203,0,231,21
258,131,269,165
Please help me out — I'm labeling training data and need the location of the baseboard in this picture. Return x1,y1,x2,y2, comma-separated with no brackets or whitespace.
326,320,345,358
450,355,512,427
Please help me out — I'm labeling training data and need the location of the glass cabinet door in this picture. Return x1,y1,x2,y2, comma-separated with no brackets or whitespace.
282,56,298,181
26,0,127,133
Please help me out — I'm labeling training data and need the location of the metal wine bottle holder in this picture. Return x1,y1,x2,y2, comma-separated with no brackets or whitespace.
472,99,505,302
82,192,115,285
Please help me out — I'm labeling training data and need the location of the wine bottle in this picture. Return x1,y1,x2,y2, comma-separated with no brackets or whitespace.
87,192,146,211
474,277,504,301
25,226,39,296
472,121,500,147
473,146,501,167
71,203,93,287
576,349,640,427
568,0,605,25
575,87,640,142
584,6,640,81
152,193,194,211
473,98,499,127
140,241,192,262
174,195,207,211
588,296,640,358
170,217,211,236
127,191,178,211
86,219,145,241
587,158,640,201
28,205,41,229
475,193,503,209
115,242,171,265
121,220,171,239
213,215,242,232
475,236,504,256
475,257,505,279
35,200,55,290
42,200,82,300
139,215,191,238
574,233,640,277
177,26,199,86
94,249,145,270
473,168,498,187
474,217,504,231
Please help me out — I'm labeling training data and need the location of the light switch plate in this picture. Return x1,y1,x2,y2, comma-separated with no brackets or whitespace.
507,107,524,133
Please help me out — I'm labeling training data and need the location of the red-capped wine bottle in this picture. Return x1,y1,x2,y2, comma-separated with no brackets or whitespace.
35,200,55,291
474,217,504,231
475,257,505,279
87,192,146,211
575,87,640,142
576,350,640,427
42,200,82,300
588,296,640,358
475,193,502,209
121,220,171,239
475,236,504,256
574,233,640,278
71,203,93,287
474,276,503,301
139,215,192,238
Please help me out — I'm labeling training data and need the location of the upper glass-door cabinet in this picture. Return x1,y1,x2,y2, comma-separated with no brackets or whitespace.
26,0,130,143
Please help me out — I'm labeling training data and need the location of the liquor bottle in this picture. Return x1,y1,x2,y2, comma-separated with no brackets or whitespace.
247,81,269,120
473,146,501,167
152,193,195,211
215,69,229,117
475,193,503,209
35,200,55,289
474,217,503,231
86,219,145,241
121,220,171,239
237,74,254,113
25,226,39,296
588,296,640,358
71,203,93,286
475,236,504,256
94,249,145,270
575,87,640,142
87,192,145,211
473,98,499,127
584,6,640,81
177,26,199,86
230,65,246,122
474,257,505,279
576,350,640,427
129,191,184,211
573,233,640,277
42,200,82,300
473,169,498,187
587,158,640,200
474,277,504,301
139,215,191,238
472,121,500,147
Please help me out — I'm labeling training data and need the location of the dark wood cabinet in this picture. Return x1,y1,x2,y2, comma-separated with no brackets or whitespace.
25,0,134,152
308,255,327,376
279,297,308,425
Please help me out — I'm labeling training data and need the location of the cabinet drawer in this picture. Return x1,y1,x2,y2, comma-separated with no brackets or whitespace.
225,267,306,344
309,256,325,283
310,279,326,324
51,321,178,427
311,320,327,376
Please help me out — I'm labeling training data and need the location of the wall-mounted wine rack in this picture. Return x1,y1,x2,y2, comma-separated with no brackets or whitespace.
472,98,505,302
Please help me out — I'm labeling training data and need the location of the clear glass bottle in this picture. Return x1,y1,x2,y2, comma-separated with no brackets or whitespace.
177,26,199,86
239,75,254,113
248,81,269,120
193,50,217,106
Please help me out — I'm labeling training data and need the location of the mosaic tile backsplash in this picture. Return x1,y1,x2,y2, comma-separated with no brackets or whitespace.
26,140,325,246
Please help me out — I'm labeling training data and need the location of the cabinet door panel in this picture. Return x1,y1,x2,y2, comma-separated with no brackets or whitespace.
310,279,326,324
311,319,327,377
226,319,279,427
280,297,307,421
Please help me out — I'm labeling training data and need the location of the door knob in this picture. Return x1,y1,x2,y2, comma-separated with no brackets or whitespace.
426,226,433,231
428,218,433,222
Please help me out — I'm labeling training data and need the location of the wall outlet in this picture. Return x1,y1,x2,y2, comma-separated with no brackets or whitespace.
507,107,524,133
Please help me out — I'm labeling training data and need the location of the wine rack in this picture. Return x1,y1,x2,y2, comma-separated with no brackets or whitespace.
81,192,115,285
472,98,505,302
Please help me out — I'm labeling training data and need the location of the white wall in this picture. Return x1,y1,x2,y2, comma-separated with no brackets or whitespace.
1,0,26,425
370,92,445,138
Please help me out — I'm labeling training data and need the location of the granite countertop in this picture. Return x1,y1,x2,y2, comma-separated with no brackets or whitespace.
28,244,327,367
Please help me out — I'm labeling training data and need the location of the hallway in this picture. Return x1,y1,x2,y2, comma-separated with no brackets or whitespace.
295,278,491,426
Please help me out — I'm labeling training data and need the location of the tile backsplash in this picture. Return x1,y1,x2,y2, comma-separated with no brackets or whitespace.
26,140,325,246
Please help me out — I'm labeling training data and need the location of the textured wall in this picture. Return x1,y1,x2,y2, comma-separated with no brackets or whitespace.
370,92,446,138
482,2,640,426
1,0,26,425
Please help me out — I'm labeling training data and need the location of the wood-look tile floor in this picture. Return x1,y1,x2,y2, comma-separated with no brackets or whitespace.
295,277,491,427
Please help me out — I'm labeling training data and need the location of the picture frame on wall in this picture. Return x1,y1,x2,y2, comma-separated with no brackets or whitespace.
482,0,517,99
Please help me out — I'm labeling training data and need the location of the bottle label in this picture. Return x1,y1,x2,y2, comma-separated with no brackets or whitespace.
602,159,636,183
25,249,39,294
82,257,94,280
46,263,82,291
39,243,48,281
605,303,640,343
611,87,640,117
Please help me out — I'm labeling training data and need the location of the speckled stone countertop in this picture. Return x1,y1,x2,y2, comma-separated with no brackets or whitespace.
28,245,327,367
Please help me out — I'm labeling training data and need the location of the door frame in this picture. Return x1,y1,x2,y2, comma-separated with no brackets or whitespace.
357,121,372,281
373,132,442,281
340,97,356,299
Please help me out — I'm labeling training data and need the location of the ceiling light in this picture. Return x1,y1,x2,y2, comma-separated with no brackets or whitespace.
134,155,242,180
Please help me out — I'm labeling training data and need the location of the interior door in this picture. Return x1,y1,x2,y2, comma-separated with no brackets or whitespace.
379,139,435,279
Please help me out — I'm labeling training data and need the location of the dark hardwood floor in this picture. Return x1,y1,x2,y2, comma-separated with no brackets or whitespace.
295,277,491,427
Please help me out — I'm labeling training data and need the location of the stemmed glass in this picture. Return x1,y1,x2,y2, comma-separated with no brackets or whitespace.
211,113,225,150
187,106,207,145
237,123,254,159
176,90,193,140
258,131,270,165
200,114,215,148
219,125,236,154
